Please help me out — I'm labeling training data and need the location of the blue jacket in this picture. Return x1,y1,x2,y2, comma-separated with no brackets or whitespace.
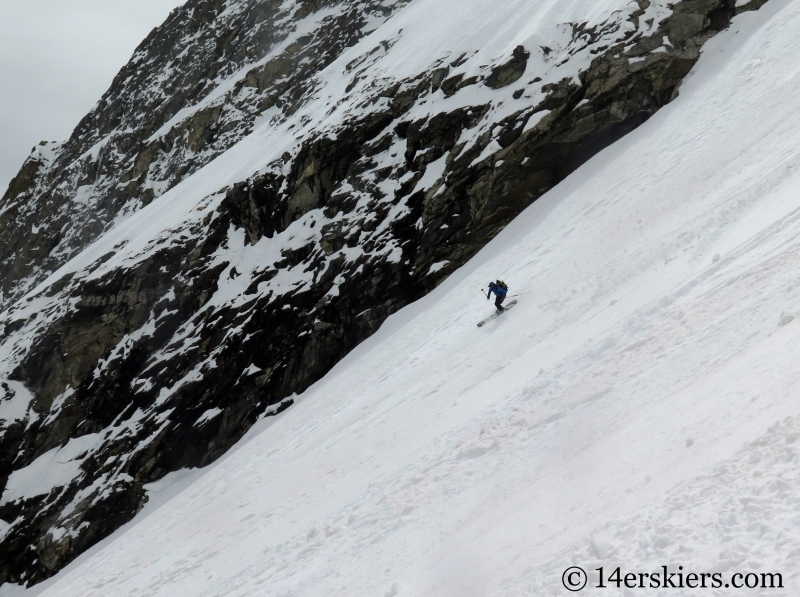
487,282,507,298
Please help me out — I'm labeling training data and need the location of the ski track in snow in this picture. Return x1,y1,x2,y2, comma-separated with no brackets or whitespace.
5,0,800,595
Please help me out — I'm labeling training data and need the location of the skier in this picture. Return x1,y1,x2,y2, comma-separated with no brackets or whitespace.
486,280,509,313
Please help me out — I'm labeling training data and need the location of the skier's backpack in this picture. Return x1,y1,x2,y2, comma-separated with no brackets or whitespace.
496,280,508,290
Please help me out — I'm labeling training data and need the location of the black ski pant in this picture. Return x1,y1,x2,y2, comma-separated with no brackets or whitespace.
495,295,505,311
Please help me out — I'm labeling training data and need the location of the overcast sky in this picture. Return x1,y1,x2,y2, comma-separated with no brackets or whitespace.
0,0,186,195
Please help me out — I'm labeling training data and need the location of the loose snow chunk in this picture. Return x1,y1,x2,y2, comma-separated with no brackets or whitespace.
410,154,447,195
522,109,551,133
49,526,68,542
591,534,619,559
195,408,223,426
243,364,263,376
469,140,502,168
428,261,449,274
0,518,10,542
384,245,403,264
0,380,34,424
1,433,101,504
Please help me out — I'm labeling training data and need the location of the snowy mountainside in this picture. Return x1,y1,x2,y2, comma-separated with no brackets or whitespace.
0,0,409,309
18,1,800,594
0,0,773,588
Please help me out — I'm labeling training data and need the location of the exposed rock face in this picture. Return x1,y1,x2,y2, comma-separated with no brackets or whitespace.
0,0,770,587
485,45,530,89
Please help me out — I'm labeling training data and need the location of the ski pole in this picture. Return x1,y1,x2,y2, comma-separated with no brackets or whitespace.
507,292,532,298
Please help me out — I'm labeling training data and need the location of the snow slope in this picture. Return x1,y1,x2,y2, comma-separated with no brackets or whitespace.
13,0,800,595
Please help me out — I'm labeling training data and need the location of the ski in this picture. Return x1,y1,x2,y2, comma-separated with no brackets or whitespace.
477,299,517,327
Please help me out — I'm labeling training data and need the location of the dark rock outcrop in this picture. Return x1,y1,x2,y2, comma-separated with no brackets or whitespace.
485,45,530,89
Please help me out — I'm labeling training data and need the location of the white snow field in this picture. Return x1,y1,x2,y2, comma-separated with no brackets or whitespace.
15,0,800,595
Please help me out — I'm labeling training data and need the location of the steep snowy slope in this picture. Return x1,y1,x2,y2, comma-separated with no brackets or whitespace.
3,0,765,585
16,0,800,594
